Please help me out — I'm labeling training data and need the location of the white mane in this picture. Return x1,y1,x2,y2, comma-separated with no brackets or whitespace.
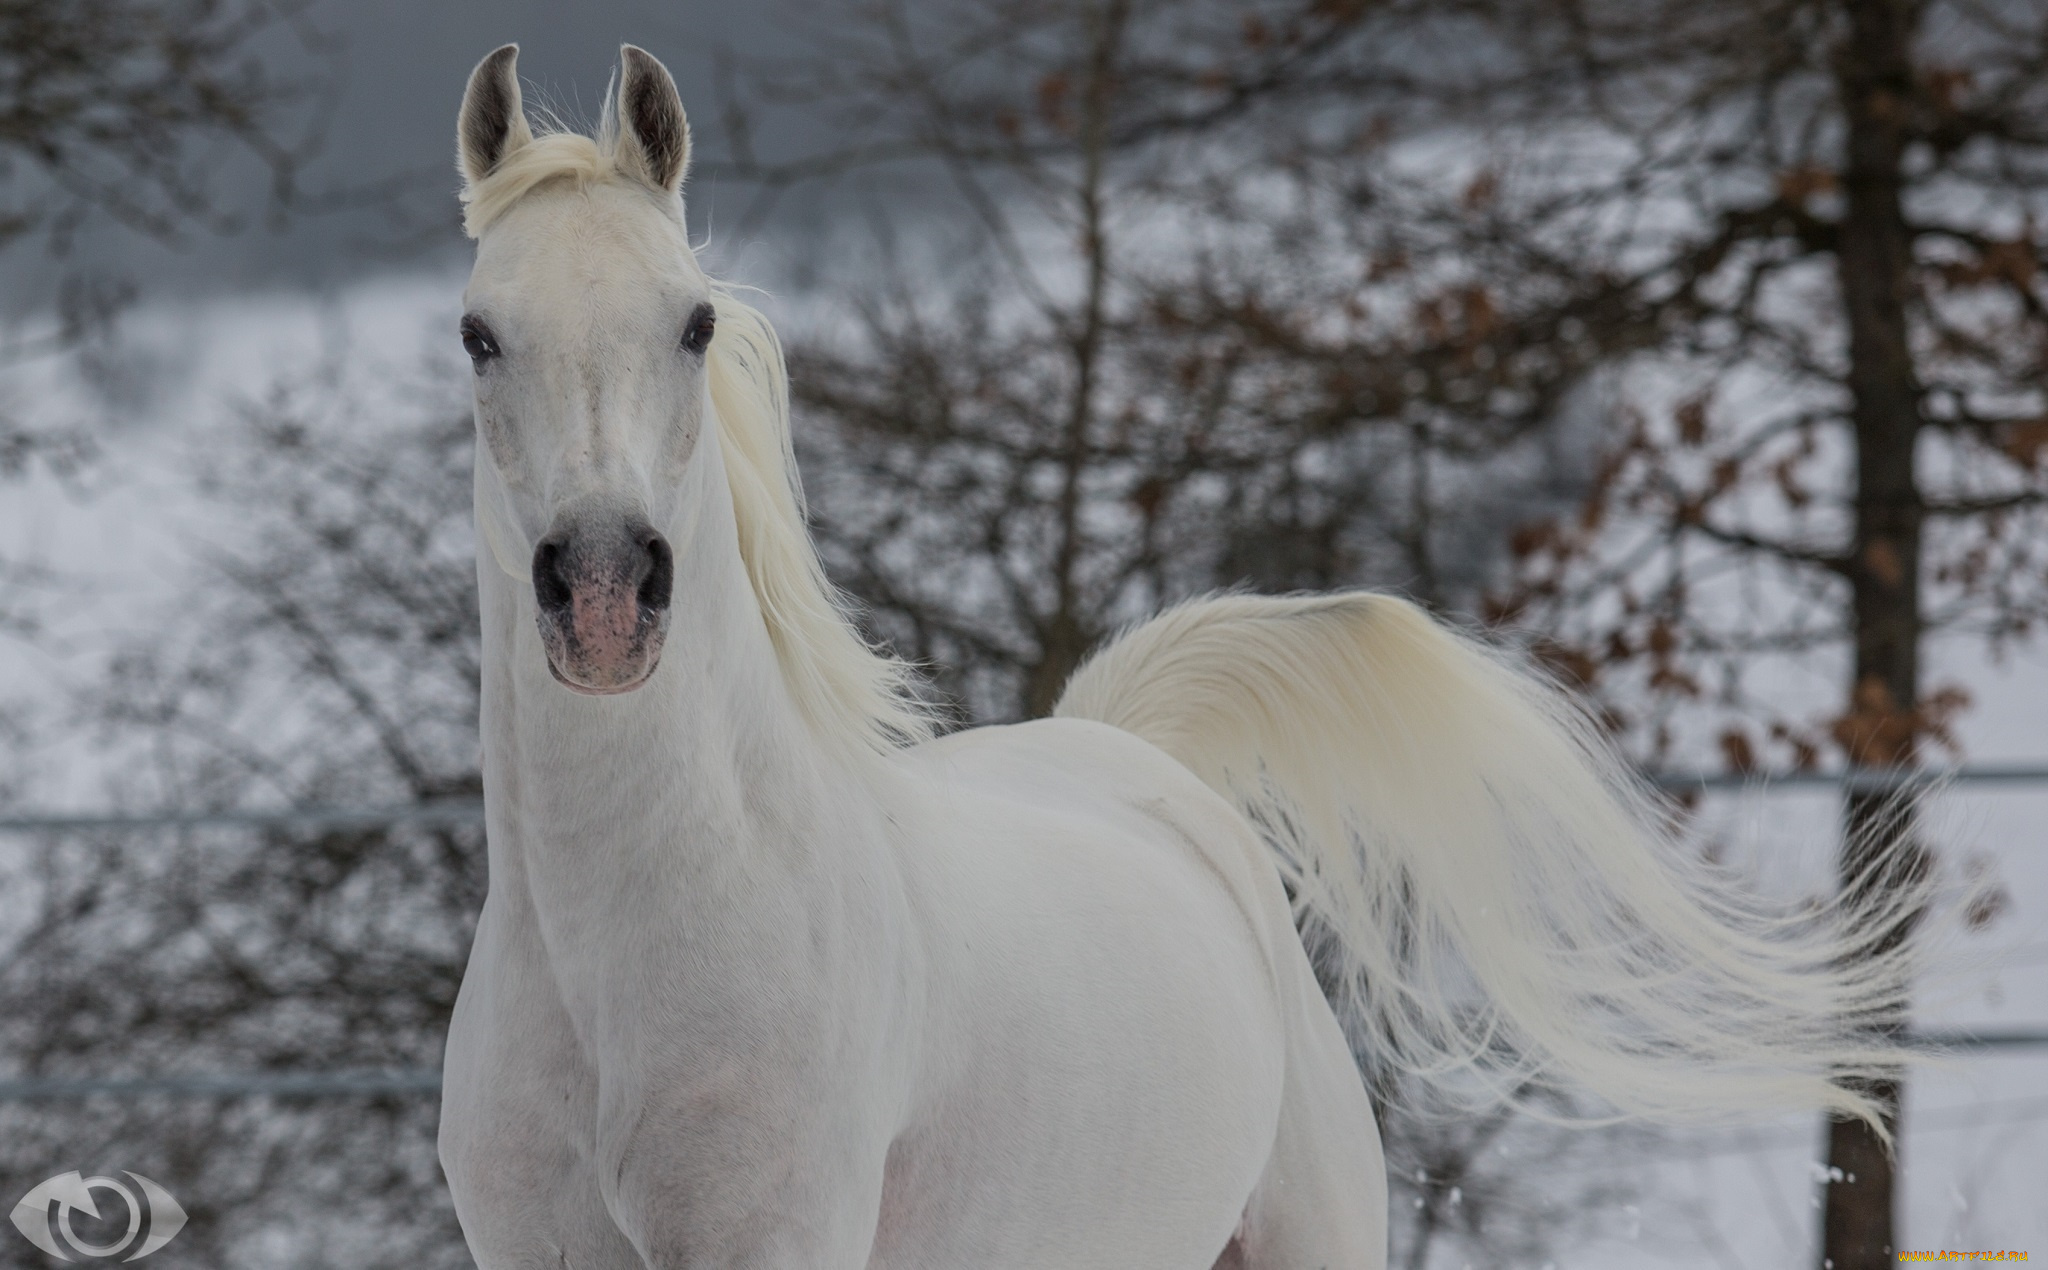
703,289,935,753
462,123,934,755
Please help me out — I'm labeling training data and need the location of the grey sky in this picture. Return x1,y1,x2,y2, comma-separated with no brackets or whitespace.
8,0,824,303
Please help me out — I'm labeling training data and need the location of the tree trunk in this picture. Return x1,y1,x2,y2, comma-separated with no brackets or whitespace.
1029,0,1129,720
1823,0,1928,1266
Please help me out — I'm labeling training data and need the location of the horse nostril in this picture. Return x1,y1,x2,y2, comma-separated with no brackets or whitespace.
533,538,573,616
638,533,673,612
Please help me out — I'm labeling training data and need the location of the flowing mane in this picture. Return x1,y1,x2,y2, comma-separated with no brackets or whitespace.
461,121,933,755
460,125,621,238
703,289,935,754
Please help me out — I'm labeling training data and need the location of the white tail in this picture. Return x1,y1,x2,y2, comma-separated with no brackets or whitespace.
1055,591,1923,1128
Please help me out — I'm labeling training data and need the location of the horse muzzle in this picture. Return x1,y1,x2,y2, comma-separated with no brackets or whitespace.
531,516,674,695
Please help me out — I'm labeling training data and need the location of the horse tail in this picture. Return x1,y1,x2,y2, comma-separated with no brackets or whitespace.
1053,590,1922,1129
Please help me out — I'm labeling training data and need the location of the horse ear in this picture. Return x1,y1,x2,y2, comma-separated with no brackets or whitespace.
615,45,691,194
458,44,533,186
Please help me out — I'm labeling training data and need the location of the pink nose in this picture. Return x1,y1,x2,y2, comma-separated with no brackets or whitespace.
567,583,647,671
532,521,673,694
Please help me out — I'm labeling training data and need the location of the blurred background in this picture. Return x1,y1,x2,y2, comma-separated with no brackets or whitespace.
1,0,2044,1265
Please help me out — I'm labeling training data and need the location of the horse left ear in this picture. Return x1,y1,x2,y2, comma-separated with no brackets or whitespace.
616,45,691,194
458,44,533,186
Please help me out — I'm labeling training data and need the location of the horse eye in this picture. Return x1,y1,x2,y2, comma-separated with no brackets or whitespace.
681,303,716,356
460,317,501,371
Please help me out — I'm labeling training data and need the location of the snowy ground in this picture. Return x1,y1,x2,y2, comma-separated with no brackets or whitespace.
2,277,2042,1268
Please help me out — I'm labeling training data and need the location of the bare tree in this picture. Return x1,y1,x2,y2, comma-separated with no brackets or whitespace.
0,0,370,664
0,0,422,486
1337,1065,1668,1270
750,0,1605,722
0,351,480,1268
0,0,350,341
0,0,340,253
1463,2,2048,1266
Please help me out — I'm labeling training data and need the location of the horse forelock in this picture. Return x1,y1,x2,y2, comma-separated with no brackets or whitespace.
460,110,634,239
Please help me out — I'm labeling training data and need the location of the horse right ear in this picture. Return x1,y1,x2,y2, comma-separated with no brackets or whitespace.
458,44,534,186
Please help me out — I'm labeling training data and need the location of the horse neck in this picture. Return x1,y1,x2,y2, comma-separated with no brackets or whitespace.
475,432,881,974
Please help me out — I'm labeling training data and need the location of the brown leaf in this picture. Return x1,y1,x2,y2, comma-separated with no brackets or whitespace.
1997,416,2048,468
1036,71,1071,131
1509,520,1559,560
1418,295,1449,343
1675,395,1709,445
1480,593,1525,624
1982,238,2037,288
1772,455,1810,509
1463,170,1498,211
1128,476,1167,519
1460,286,1498,341
1829,674,1914,766
1367,250,1409,280
1921,66,1973,114
1948,238,2041,290
1919,683,1973,755
1533,641,1599,690
1769,722,1823,772
1577,491,1607,533
1718,728,1757,774
1648,665,1702,698
1776,163,1837,206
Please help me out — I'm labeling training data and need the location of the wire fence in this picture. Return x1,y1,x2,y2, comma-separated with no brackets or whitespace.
5,763,2047,836
0,799,487,834
2,1025,2042,1104
0,762,2042,1099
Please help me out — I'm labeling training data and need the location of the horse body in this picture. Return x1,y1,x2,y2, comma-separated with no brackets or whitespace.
439,43,1917,1269
444,463,1381,1265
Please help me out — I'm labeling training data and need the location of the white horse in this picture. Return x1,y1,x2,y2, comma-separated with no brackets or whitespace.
438,44,1920,1269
